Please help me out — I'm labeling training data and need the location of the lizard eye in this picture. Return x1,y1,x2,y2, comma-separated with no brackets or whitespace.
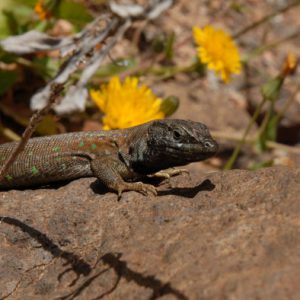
173,129,181,140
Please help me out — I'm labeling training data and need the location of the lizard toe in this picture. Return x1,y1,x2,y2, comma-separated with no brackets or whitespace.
135,182,157,197
115,182,157,198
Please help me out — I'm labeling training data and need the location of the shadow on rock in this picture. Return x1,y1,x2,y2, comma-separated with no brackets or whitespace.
90,180,110,195
0,216,92,285
0,180,78,192
90,178,215,199
158,179,215,198
59,252,188,300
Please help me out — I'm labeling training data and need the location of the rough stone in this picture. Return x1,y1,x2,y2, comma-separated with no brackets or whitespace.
1,166,300,300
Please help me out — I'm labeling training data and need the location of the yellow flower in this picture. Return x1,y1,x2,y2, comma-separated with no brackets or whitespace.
90,76,165,130
281,53,297,77
193,25,241,83
34,0,51,20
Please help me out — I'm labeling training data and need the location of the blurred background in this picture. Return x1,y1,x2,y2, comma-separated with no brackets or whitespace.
0,0,300,171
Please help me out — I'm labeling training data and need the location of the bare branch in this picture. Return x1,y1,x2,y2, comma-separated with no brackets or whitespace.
0,83,64,180
31,16,119,112
56,18,131,114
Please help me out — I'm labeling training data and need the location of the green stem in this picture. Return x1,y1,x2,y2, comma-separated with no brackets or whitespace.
256,101,276,151
224,97,267,170
257,104,271,138
144,63,196,78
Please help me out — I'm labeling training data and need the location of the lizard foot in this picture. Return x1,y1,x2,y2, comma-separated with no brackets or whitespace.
149,168,190,188
150,168,190,179
117,182,157,200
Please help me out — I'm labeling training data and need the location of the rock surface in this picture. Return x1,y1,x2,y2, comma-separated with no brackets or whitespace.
1,166,300,300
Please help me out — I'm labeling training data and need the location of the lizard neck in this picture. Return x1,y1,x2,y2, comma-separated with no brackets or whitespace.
126,125,179,174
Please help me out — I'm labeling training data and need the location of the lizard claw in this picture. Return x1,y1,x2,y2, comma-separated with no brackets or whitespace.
117,188,123,201
116,182,157,199
135,182,157,196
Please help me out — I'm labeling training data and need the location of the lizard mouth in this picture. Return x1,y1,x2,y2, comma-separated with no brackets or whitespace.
167,141,218,155
158,145,214,163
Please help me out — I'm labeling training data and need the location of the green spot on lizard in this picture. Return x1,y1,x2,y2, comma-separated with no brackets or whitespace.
5,174,13,181
31,166,39,175
79,141,85,147
91,143,97,150
53,146,60,152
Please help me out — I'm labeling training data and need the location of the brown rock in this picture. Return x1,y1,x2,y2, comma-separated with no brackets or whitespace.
1,166,300,300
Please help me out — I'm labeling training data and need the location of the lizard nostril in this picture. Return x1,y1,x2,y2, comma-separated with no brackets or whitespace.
204,141,213,148
204,140,218,152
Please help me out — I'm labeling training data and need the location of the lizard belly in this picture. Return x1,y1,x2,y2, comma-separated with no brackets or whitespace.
0,155,93,189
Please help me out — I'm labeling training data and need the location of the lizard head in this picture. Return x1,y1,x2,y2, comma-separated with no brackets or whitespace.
129,119,218,174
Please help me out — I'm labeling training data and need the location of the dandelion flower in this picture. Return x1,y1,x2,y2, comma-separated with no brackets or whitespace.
90,76,164,130
193,25,241,83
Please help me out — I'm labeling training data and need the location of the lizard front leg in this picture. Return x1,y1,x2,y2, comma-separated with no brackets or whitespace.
148,168,190,187
90,157,157,199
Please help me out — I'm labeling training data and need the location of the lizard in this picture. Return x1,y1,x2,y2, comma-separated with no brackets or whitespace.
0,119,218,197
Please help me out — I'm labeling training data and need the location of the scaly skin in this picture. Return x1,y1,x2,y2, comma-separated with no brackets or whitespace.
0,119,218,197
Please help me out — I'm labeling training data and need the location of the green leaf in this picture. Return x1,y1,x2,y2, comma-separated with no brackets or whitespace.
94,58,137,78
0,0,18,37
160,96,179,117
152,33,165,53
2,10,20,35
164,31,175,61
151,32,176,61
256,106,278,152
1,2,36,37
0,51,18,64
261,76,284,102
249,160,274,170
32,56,61,79
36,115,60,135
257,74,285,151
13,0,36,8
256,132,267,152
193,56,206,77
55,0,92,28
0,70,18,95
266,116,278,141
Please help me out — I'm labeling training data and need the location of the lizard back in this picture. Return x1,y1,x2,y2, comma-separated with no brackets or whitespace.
0,130,125,188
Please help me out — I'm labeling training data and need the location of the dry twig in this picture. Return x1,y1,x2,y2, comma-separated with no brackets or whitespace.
0,83,64,180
